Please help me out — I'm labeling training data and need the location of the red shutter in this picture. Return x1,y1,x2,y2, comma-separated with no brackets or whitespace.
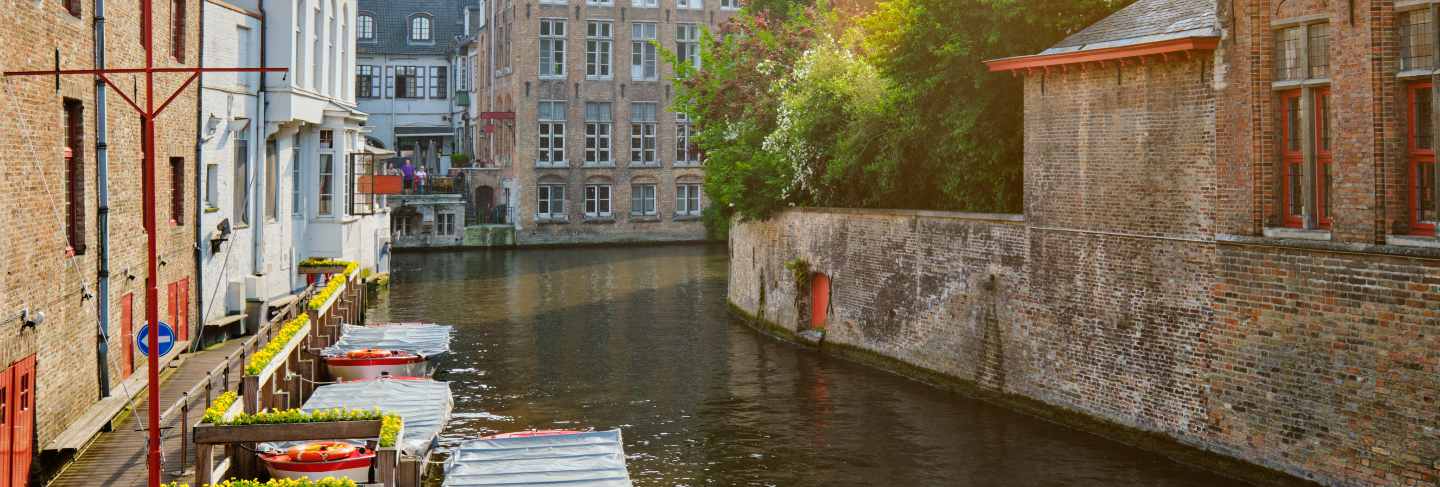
168,282,179,341
178,279,190,342
122,293,135,377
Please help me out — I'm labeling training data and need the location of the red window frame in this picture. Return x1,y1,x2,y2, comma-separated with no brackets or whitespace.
171,0,186,61
1314,88,1332,229
1409,82,1436,234
1279,90,1305,228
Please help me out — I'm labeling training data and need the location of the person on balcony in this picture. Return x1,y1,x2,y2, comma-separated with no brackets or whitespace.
416,165,429,194
402,159,416,194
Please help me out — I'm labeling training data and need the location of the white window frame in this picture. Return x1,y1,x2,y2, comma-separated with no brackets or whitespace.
631,22,658,81
676,183,701,216
676,112,700,165
585,102,613,166
357,14,375,41
410,14,433,42
587,0,612,5
630,102,658,165
290,133,302,216
632,0,657,7
630,183,657,216
540,18,567,79
538,100,567,167
584,184,613,218
677,23,701,71
537,184,566,219
437,213,456,235
677,0,702,9
586,20,613,79
720,0,740,10
318,152,335,217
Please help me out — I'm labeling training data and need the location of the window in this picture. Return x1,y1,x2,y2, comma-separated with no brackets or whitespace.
318,153,335,216
588,0,612,5
205,164,219,209
63,98,86,254
1279,91,1304,228
1277,89,1333,229
540,19,566,78
171,0,186,61
630,102,657,165
585,185,612,218
631,183,656,216
721,0,740,9
170,157,185,224
294,2,305,88
320,129,333,149
677,23,700,71
677,183,701,216
396,66,422,98
397,215,414,236
1275,23,1328,81
676,112,701,165
677,0,701,9
631,23,658,81
438,213,456,235
539,101,567,165
291,133,302,216
633,0,657,7
1402,10,1435,71
585,102,613,165
64,0,80,16
1315,89,1332,228
312,5,322,89
428,66,448,98
357,65,379,98
410,14,432,42
358,14,375,40
234,129,250,226
265,141,279,220
1410,83,1436,234
538,184,566,219
587,21,613,79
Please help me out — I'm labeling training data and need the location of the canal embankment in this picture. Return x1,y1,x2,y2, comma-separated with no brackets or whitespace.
729,208,1440,487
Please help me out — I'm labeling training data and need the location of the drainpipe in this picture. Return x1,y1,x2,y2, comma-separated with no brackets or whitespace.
256,0,269,289
93,0,111,398
191,0,206,352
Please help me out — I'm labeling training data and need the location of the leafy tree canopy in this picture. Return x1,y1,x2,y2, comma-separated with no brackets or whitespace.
674,0,1127,236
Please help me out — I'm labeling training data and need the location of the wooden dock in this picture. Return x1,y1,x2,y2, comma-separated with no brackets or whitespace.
49,338,248,487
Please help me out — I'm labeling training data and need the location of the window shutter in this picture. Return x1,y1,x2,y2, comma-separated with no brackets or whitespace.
385,66,395,98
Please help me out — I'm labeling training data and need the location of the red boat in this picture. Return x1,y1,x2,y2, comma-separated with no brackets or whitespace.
324,349,427,382
260,441,374,482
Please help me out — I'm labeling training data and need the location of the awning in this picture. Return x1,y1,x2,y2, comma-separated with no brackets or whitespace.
323,323,454,359
444,430,633,486
395,126,455,137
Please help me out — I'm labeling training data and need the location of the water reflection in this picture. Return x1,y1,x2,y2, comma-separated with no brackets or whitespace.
371,245,1244,487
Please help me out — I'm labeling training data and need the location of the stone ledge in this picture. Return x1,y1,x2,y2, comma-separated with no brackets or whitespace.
1218,233,1440,259
789,207,1026,224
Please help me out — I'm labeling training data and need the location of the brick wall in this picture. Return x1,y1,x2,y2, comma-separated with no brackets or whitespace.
729,34,1440,485
0,0,199,455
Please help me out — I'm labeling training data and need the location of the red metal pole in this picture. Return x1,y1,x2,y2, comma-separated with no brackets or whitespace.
141,0,160,485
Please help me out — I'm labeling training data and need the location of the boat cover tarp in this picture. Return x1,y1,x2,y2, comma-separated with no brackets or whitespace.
443,430,633,486
260,378,453,457
323,323,453,359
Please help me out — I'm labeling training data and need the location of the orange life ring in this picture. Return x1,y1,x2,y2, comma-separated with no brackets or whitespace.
286,441,357,462
345,349,395,359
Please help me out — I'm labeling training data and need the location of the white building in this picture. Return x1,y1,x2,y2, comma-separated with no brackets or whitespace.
357,0,482,175
199,0,390,330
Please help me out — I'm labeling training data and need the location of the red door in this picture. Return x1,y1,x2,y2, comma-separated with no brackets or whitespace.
121,293,134,377
4,356,36,487
810,273,831,329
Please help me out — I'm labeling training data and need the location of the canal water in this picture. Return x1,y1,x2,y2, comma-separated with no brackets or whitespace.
370,245,1245,487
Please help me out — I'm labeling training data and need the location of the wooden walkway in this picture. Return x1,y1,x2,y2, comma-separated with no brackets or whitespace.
49,339,248,487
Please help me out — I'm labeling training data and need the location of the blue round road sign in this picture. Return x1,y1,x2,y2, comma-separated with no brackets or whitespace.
136,321,177,358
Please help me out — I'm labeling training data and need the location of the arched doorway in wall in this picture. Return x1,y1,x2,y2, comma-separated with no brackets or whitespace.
810,273,831,329
476,186,495,223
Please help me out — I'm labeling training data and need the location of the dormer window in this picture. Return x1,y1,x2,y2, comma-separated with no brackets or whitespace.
358,14,375,41
410,14,432,42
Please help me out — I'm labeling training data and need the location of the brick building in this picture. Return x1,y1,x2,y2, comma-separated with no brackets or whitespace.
478,0,739,245
729,1,1438,486
0,0,199,484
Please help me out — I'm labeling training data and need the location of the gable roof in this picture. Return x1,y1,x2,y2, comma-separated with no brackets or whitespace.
986,0,1219,72
357,0,470,57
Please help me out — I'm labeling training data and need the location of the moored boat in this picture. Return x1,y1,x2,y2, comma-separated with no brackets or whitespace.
260,441,374,482
324,348,427,382
444,429,634,486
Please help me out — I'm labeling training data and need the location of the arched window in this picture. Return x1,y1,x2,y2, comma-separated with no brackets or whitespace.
410,14,432,42
357,13,375,40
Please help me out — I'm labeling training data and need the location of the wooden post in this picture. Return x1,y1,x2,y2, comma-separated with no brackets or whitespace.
239,375,260,479
195,443,214,486
376,445,398,487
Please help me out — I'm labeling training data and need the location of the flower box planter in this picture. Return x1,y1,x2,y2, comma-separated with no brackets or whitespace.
297,265,348,275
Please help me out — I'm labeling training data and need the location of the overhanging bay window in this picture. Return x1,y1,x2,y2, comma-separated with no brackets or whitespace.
1273,20,1332,230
